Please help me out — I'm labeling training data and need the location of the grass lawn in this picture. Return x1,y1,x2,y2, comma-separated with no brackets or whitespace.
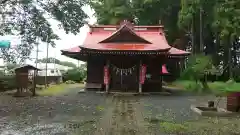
37,83,85,96
170,80,240,93
159,117,240,135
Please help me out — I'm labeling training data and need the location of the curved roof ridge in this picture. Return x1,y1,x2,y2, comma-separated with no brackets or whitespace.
168,47,191,56
99,24,152,44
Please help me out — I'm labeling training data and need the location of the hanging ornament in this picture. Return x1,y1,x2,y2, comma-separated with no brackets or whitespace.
129,69,132,74
124,69,128,75
111,64,136,75
116,68,119,74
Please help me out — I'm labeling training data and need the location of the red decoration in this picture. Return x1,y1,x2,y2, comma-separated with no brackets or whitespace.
161,64,169,74
140,64,147,84
104,66,109,85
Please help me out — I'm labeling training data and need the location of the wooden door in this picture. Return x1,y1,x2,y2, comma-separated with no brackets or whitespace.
110,57,139,92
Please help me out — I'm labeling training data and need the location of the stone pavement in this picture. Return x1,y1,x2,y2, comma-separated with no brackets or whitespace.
94,94,150,135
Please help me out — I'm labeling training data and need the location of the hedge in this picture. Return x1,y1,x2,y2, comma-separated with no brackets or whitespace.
0,75,17,91
62,68,86,83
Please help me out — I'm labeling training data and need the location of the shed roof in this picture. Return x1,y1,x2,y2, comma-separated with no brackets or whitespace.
14,64,41,71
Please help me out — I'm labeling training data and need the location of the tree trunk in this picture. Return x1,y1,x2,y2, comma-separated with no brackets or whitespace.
199,6,204,53
214,33,220,66
193,12,200,54
228,36,233,79
201,74,209,91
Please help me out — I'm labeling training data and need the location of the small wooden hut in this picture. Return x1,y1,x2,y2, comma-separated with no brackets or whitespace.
15,65,40,95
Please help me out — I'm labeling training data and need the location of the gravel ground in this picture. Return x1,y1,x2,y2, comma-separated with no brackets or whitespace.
0,87,227,135
140,95,227,135
0,88,108,135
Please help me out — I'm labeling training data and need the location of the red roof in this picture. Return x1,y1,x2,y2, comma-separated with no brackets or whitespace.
169,47,190,56
99,25,151,44
81,32,171,51
61,46,190,56
79,23,171,51
61,22,190,55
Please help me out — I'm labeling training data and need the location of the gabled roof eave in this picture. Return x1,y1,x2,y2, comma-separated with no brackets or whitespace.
98,24,152,44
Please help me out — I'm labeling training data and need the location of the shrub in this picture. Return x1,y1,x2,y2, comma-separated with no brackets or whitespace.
63,68,86,83
226,79,235,84
181,54,218,90
0,75,17,91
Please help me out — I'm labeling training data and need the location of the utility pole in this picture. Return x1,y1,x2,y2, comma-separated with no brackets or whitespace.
32,38,40,96
199,6,204,53
54,50,56,69
45,35,49,88
35,40,39,68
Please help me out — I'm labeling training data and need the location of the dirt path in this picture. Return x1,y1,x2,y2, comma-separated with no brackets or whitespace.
95,94,149,135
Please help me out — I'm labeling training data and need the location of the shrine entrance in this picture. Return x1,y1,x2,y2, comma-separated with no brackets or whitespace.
109,57,139,92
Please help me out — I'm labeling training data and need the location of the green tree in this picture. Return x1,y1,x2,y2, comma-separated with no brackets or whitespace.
181,54,217,90
132,0,182,45
212,0,240,79
0,0,88,64
178,0,240,80
63,68,86,82
89,0,134,24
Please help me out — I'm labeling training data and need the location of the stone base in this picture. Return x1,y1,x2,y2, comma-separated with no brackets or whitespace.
191,105,240,117
95,91,171,96
78,89,85,93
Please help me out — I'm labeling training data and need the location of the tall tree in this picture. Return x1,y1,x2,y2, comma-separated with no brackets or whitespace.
89,0,134,24
212,0,240,79
133,0,182,45
178,0,240,79
0,0,88,64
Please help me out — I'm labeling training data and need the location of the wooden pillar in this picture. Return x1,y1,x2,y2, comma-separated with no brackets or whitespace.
139,60,142,93
106,60,110,93
160,69,163,91
160,57,165,91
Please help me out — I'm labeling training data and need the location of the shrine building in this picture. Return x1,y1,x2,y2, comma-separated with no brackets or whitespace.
61,20,190,93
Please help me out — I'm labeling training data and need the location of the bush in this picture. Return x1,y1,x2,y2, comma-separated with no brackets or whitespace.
0,75,17,91
63,68,86,83
226,79,235,84
181,54,218,91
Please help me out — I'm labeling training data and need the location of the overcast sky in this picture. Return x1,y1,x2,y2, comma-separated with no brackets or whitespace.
0,5,97,66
